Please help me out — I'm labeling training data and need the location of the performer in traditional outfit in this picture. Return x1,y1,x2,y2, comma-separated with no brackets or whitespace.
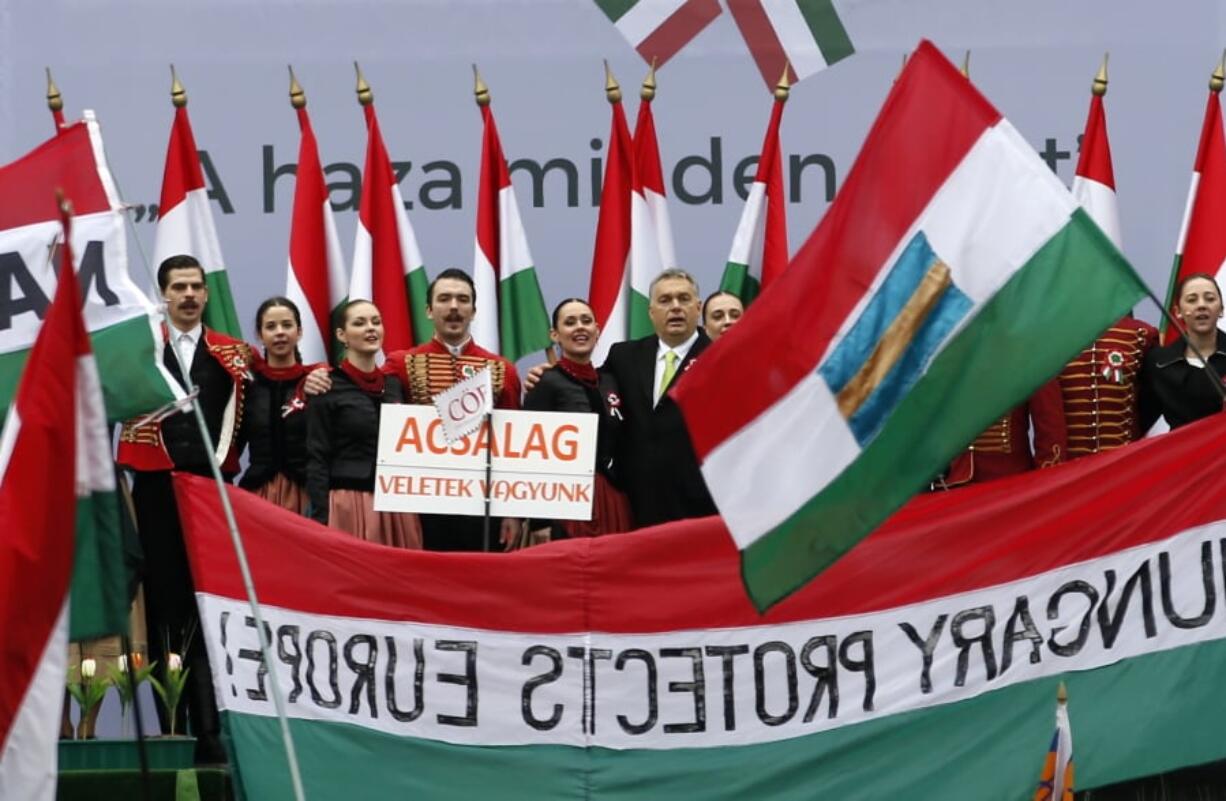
117,255,250,763
940,379,1067,487
523,298,631,539
1056,316,1157,458
382,268,522,551
239,297,319,513
1141,273,1226,430
306,299,421,548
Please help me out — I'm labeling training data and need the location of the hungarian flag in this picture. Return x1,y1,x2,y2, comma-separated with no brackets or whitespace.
593,0,721,68
0,116,180,422
287,96,348,365
727,0,855,89
153,102,243,338
1070,73,1120,249
588,84,635,365
718,86,789,304
177,412,1226,799
629,84,675,337
674,41,1148,610
351,99,429,351
472,91,551,362
0,205,115,800
1161,75,1226,343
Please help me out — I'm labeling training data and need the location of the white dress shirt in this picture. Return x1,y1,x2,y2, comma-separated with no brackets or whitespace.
653,330,699,406
171,323,203,375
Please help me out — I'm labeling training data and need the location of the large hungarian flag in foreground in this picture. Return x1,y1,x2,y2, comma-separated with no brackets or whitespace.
154,102,243,338
179,413,1226,800
674,41,1148,610
0,222,114,800
0,117,180,421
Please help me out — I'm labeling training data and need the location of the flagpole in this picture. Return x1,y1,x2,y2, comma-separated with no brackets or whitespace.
104,70,309,801
482,412,494,552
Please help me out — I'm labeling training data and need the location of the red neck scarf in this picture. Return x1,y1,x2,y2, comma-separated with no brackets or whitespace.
558,356,598,387
340,360,385,396
253,358,309,383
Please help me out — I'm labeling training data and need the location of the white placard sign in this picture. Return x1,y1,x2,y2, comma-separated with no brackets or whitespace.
374,405,599,520
432,367,493,444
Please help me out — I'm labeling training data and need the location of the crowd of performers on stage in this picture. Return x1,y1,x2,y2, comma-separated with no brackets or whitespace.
100,253,1225,763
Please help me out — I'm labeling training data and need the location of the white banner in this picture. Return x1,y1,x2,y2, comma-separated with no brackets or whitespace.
374,405,598,519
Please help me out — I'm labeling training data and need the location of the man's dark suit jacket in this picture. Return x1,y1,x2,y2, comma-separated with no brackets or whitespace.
601,333,717,528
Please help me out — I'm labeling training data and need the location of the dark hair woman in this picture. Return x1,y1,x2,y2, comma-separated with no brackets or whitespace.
305,300,422,548
239,297,319,513
1140,273,1226,430
522,298,631,540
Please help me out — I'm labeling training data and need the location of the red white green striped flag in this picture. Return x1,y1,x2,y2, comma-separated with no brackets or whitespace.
674,41,1147,610
589,84,635,365
0,211,115,800
593,0,721,68
1160,77,1226,344
351,91,429,351
472,88,551,362
153,99,243,339
629,84,675,337
176,413,1226,799
727,0,855,89
1070,77,1120,250
287,89,348,365
718,87,789,304
0,117,181,425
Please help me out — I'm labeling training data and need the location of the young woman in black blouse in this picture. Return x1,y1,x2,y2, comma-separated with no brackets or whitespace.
306,299,421,548
1141,273,1226,430
523,298,631,539
240,297,319,513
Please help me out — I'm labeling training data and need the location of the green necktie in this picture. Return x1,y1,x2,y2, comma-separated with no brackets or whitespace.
658,350,678,401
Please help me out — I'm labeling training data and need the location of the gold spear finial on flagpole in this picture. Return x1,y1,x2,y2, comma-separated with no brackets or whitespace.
641,58,657,102
473,64,490,107
1211,51,1225,94
775,62,792,101
1057,681,1068,704
1091,53,1109,97
354,61,373,106
960,50,971,79
604,60,622,103
45,68,63,113
170,65,187,107
288,65,306,109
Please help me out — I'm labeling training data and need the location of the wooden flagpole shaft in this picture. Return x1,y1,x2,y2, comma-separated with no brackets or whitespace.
482,411,493,551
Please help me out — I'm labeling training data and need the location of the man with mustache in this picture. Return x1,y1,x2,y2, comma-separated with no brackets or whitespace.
117,254,251,763
382,268,522,550
601,269,717,527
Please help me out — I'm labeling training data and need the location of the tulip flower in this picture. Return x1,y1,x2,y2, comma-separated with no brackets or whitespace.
81,658,96,679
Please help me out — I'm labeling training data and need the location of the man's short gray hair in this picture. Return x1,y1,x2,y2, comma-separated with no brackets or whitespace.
648,268,700,299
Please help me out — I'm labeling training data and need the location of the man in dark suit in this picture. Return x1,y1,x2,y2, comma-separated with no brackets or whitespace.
601,269,717,527
117,254,250,764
